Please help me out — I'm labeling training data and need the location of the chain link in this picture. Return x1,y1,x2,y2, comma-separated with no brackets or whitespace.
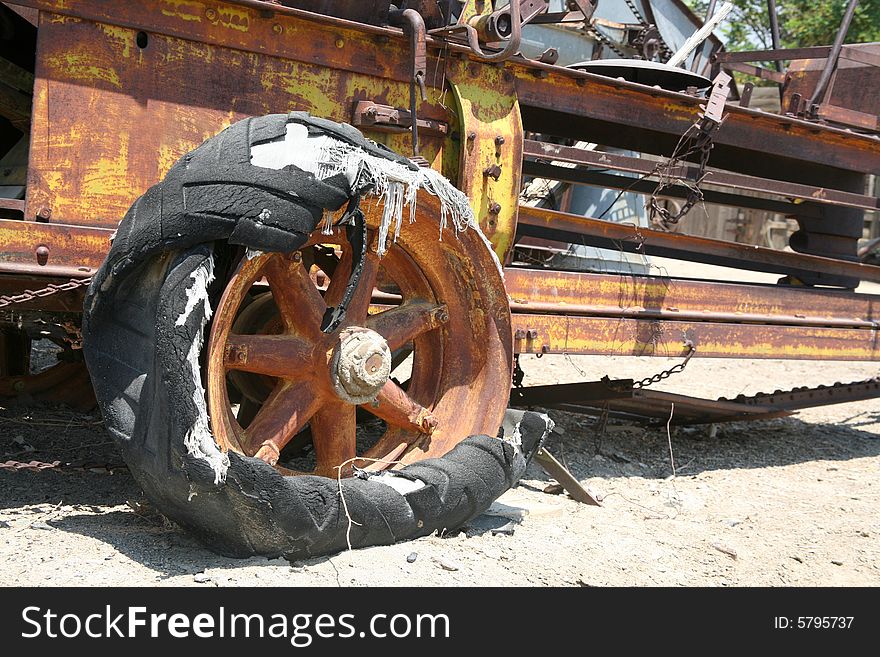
632,340,696,389
0,458,124,473
586,23,627,58
622,0,673,59
0,277,92,309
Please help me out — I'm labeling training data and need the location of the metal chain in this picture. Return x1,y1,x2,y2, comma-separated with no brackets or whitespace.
0,458,125,473
622,0,673,59
0,277,92,309
649,118,718,230
586,23,627,58
623,0,648,25
632,340,696,389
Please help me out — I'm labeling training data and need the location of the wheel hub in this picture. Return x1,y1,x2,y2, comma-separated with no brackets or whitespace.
330,327,392,404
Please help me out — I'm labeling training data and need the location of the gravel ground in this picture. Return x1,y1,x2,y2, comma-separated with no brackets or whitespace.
1,353,877,587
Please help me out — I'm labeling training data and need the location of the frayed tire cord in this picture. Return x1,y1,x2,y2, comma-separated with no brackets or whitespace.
83,113,548,559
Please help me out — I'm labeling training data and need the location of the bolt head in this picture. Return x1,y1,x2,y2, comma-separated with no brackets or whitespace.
35,245,49,265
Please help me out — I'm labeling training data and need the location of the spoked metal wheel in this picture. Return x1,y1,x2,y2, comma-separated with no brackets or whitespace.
206,195,512,478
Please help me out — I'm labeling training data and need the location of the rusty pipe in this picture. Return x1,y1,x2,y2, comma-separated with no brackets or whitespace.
389,8,428,156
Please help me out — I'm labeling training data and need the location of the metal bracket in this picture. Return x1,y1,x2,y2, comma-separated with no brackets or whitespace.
352,101,448,136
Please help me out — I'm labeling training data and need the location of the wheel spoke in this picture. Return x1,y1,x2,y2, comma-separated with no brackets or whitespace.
363,379,438,435
246,381,322,464
309,401,357,478
223,333,313,378
324,247,352,309
324,236,380,323
365,301,447,351
347,251,380,322
263,255,326,337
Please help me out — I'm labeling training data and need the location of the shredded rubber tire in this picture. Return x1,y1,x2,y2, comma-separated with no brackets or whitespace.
82,113,549,558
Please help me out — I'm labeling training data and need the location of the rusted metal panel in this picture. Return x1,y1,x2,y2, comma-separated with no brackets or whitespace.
15,0,413,84
0,219,110,274
504,268,880,326
516,205,880,286
511,313,879,361
24,11,446,229
447,62,523,265
785,43,880,120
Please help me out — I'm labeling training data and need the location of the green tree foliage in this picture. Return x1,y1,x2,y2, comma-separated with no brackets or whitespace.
684,0,880,51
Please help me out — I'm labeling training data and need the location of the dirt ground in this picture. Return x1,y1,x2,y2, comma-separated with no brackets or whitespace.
1,351,878,587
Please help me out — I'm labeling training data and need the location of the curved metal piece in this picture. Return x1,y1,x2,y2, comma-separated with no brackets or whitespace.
430,0,522,63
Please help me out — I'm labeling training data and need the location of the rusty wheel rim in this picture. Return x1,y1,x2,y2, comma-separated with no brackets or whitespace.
206,194,512,478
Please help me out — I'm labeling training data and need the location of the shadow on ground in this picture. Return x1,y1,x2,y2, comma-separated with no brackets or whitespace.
523,408,880,485
2,403,879,574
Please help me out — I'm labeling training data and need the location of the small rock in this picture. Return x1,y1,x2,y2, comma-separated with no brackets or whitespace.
543,483,564,495
490,521,516,536
790,555,803,563
30,521,53,531
193,572,211,583
406,552,418,564
434,557,460,572
0,520,10,529
831,560,844,566
723,519,742,527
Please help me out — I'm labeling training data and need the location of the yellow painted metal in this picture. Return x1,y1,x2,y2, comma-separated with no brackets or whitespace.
447,62,523,265
25,9,448,228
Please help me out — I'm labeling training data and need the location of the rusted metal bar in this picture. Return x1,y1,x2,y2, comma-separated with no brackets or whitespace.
503,268,880,323
553,389,793,425
0,199,25,213
510,379,635,406
516,205,880,285
714,45,880,66
727,378,880,410
522,160,824,218
511,312,879,360
515,71,880,175
510,300,877,329
352,101,448,135
816,104,880,132
723,61,787,85
523,140,880,212
533,448,602,506
0,220,111,274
